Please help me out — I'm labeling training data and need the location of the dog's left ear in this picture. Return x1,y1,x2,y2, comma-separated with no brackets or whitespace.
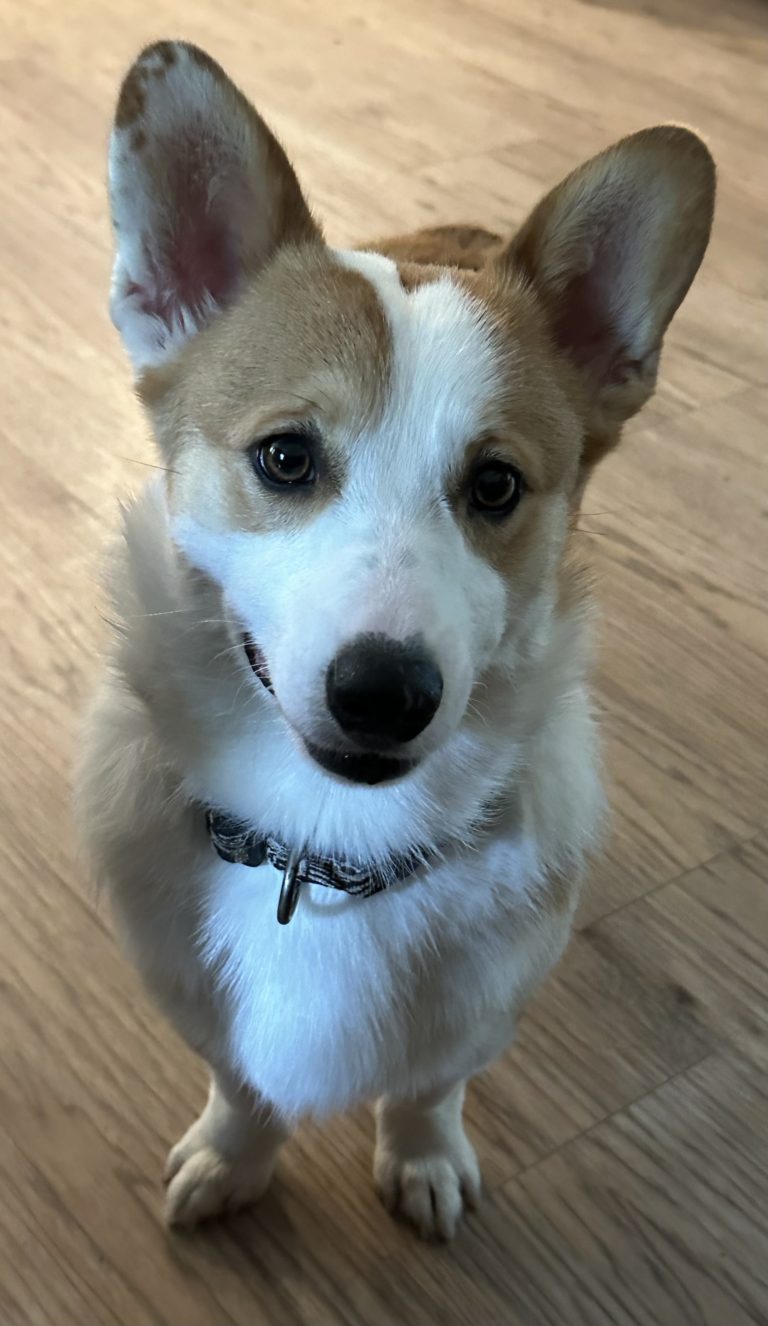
108,41,321,373
502,126,715,477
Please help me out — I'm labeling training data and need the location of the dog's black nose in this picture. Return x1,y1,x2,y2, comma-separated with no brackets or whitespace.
326,635,443,745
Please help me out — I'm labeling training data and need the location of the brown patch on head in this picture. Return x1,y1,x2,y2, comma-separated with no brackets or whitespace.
399,258,594,597
440,262,585,588
139,245,392,533
372,224,503,272
395,261,445,293
130,128,146,152
452,476,572,595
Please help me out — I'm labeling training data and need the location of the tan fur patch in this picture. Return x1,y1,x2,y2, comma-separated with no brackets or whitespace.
139,245,392,532
393,261,445,293
373,226,592,507
452,482,570,592
424,263,586,586
342,251,585,597
372,225,504,272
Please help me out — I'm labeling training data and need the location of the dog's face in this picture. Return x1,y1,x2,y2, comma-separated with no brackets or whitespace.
143,245,583,784
110,42,714,785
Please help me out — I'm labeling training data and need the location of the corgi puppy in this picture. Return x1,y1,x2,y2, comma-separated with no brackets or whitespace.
76,41,714,1241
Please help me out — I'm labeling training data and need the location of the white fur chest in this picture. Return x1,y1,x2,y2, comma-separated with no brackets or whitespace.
199,828,550,1119
97,488,604,1120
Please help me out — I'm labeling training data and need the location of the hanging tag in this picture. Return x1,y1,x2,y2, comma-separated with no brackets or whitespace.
277,851,303,924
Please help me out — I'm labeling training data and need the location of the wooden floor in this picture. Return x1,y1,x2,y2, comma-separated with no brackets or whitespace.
1,0,766,1322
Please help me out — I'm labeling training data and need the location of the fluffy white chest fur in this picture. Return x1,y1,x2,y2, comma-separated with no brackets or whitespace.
202,838,548,1118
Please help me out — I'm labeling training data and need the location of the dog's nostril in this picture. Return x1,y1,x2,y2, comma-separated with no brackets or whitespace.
326,634,443,745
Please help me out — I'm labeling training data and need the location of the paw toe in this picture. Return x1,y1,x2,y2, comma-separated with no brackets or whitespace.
164,1143,274,1227
375,1146,481,1242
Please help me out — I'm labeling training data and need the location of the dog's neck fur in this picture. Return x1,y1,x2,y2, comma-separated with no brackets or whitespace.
109,480,596,874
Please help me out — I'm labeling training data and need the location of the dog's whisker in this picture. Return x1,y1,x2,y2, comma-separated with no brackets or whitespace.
118,455,179,475
210,645,251,667
125,607,196,619
172,618,233,641
226,673,259,717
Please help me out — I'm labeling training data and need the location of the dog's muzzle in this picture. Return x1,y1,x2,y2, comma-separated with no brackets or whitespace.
243,631,440,785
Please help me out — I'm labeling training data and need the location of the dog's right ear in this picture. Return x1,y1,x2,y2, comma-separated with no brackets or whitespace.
499,125,714,494
108,42,320,373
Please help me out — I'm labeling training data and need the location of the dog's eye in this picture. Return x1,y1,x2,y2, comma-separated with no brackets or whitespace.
470,461,524,515
254,434,316,487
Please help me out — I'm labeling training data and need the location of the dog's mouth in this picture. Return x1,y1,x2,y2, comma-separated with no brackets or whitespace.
244,634,274,693
303,741,415,787
243,634,415,786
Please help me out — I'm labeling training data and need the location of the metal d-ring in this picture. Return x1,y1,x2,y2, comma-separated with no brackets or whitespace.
277,851,303,925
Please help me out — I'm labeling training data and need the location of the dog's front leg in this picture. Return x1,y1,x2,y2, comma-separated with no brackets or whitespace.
374,1081,480,1241
164,1067,290,1227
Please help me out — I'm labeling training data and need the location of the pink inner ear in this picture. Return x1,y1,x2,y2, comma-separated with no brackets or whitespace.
139,134,243,332
552,269,619,382
548,200,638,387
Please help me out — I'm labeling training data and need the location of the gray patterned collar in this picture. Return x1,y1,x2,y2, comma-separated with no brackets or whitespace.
206,809,431,925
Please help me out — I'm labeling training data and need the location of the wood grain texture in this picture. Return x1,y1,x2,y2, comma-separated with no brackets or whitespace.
0,0,766,1322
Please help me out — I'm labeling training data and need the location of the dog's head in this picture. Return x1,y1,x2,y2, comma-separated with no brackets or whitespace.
109,42,714,786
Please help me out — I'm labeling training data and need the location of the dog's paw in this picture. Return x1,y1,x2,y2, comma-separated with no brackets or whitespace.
374,1134,481,1242
164,1122,276,1227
